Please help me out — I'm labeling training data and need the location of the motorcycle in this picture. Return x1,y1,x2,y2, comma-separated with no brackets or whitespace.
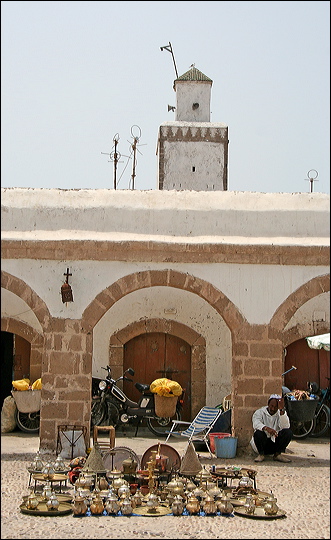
91,366,184,437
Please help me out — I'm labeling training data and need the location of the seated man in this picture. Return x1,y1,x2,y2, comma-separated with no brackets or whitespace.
250,394,292,463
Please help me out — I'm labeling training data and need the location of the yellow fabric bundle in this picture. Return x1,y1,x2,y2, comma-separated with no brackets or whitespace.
32,378,42,390
12,378,30,391
150,378,170,393
150,378,182,397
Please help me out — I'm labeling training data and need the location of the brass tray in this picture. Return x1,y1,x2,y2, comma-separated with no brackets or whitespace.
234,506,286,519
23,494,73,503
32,473,68,482
19,502,73,516
133,505,171,517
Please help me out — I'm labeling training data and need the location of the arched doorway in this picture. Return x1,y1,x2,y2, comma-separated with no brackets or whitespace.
123,332,191,421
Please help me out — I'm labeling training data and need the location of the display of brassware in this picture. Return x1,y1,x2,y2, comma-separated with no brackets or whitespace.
19,441,289,520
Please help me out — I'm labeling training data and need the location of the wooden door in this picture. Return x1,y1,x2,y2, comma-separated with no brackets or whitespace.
124,333,191,420
284,338,330,391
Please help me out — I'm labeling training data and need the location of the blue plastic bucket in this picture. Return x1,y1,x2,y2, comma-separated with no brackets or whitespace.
215,436,238,458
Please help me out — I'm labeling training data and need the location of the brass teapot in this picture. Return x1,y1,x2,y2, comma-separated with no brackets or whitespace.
203,494,217,515
26,491,39,510
105,492,120,515
264,493,279,516
41,461,55,481
244,493,256,515
46,491,60,511
120,495,133,515
217,493,234,515
185,493,200,515
171,494,185,516
72,490,88,516
90,492,104,515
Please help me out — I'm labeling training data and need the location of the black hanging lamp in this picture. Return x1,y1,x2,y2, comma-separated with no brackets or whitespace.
61,268,74,303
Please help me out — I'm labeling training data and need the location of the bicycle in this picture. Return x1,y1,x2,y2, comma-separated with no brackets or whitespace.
308,378,330,438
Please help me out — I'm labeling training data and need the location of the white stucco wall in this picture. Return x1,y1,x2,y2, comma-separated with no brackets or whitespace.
2,189,329,245
1,260,328,325
162,140,225,191
175,82,211,122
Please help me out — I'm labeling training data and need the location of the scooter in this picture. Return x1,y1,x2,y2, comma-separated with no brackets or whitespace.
91,366,184,437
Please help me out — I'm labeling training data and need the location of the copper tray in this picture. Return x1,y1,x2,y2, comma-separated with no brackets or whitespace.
140,444,181,472
234,506,286,519
19,502,73,516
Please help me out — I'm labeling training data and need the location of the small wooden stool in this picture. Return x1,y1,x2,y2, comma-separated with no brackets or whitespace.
93,425,115,453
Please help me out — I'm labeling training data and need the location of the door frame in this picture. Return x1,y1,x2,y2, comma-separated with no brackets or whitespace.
108,318,206,419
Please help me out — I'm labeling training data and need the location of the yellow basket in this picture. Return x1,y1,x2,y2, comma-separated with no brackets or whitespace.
154,394,177,418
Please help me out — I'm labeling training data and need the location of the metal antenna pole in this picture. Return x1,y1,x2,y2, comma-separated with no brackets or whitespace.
160,41,179,78
305,169,318,193
113,137,119,190
131,137,138,190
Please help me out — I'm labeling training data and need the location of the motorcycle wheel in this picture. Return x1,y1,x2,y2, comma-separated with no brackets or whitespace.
106,401,120,428
310,405,330,438
15,409,40,433
91,399,105,427
147,410,181,437
290,419,314,439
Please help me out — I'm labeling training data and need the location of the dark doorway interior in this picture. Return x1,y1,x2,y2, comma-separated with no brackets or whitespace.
1,332,14,409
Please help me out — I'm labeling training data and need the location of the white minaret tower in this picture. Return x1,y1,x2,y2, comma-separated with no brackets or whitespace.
157,66,228,191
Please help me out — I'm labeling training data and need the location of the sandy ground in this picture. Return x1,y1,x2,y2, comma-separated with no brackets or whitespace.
1,428,330,539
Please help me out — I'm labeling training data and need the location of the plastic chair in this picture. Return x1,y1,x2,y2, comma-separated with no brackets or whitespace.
165,406,223,458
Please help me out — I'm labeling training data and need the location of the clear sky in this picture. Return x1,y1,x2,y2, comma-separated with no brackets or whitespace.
1,1,330,194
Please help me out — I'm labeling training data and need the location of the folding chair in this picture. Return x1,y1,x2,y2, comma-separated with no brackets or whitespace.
165,406,223,458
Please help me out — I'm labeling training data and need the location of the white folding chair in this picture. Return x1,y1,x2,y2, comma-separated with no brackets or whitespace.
165,406,222,458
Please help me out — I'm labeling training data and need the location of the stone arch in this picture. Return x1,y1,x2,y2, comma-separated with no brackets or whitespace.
1,270,51,330
270,273,330,343
1,317,44,382
108,318,206,416
82,269,246,335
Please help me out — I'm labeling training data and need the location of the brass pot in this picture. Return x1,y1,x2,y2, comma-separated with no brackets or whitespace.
264,494,279,516
90,493,104,515
186,494,200,515
26,492,39,510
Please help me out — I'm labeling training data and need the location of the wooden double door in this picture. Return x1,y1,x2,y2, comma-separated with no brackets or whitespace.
123,333,191,421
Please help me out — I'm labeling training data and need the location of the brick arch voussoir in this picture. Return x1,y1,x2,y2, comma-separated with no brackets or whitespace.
82,269,245,334
112,318,205,347
1,270,51,330
282,320,330,349
270,274,330,333
1,317,44,346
